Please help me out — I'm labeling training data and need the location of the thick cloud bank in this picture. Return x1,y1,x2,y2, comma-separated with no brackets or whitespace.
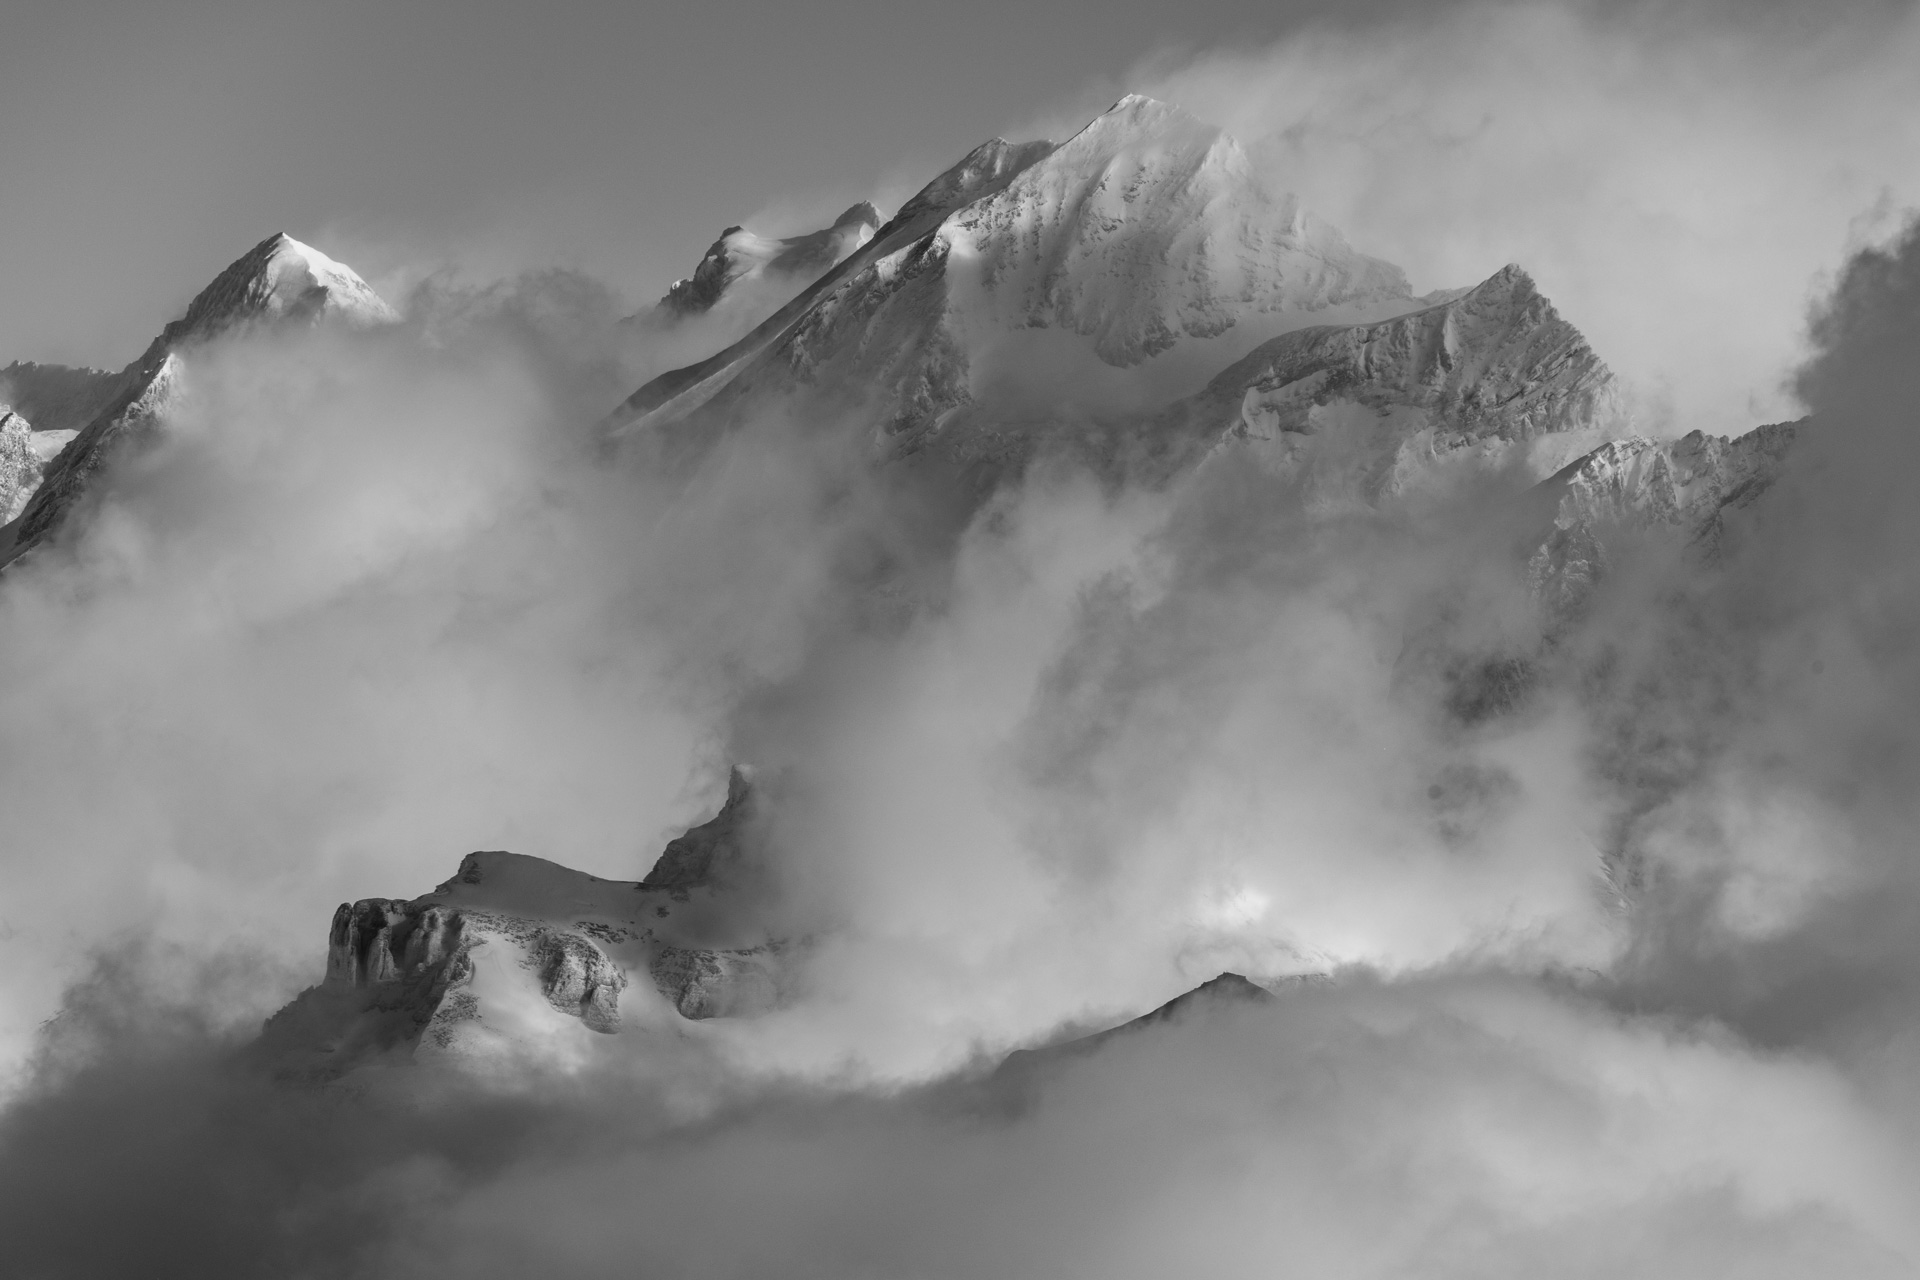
1130,0,1920,437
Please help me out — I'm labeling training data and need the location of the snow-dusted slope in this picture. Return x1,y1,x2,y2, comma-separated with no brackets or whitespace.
0,409,80,524
260,773,781,1078
609,137,1056,429
659,202,882,318
606,96,1413,444
942,94,1408,364
1527,420,1801,619
0,234,395,568
1114,264,1628,498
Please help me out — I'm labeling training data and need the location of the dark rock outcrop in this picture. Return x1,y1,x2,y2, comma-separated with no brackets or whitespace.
641,767,755,892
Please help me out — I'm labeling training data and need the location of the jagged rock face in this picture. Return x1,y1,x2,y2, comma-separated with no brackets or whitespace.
0,412,42,523
528,928,627,1033
662,203,882,317
608,96,1412,448
1204,265,1620,446
0,233,394,569
1029,262,1626,501
1527,420,1801,620
650,944,780,1019
260,776,784,1077
327,898,467,986
641,767,755,892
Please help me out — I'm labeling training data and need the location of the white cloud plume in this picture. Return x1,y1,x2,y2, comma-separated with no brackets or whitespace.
1131,0,1920,436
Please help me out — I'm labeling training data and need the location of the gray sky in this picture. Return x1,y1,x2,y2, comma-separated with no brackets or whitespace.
0,0,1393,368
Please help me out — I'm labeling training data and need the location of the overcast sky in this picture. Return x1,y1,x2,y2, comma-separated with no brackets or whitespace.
0,0,1402,368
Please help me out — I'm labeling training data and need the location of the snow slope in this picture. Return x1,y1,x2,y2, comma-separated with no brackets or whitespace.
605,96,1414,448
1527,420,1802,620
659,202,882,318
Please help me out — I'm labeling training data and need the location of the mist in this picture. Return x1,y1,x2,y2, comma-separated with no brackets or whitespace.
1129,0,1920,437
6,3,1920,1275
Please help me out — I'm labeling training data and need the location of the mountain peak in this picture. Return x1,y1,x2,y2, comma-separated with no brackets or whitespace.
894,136,1059,225
165,233,397,345
0,233,396,569
1093,92,1200,130
660,205,886,318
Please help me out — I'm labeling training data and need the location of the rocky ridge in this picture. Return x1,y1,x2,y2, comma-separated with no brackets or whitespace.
1102,263,1629,496
606,96,1415,451
0,410,77,523
1527,419,1802,621
260,775,782,1077
660,202,882,317
607,136,1057,431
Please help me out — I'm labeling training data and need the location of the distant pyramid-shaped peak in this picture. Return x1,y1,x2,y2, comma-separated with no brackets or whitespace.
829,201,882,232
166,232,397,345
0,233,396,569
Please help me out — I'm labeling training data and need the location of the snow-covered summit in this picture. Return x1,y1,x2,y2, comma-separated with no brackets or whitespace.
943,94,1410,365
606,95,1413,440
163,232,398,341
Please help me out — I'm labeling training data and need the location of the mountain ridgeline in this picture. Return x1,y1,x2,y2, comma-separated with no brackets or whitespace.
0,95,1804,1074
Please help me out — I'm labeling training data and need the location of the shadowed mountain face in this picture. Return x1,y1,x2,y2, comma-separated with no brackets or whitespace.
641,767,756,892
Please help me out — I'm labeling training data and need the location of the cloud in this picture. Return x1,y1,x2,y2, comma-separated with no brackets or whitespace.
1132,0,1920,436
0,278,755,1080
4,957,1915,1279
